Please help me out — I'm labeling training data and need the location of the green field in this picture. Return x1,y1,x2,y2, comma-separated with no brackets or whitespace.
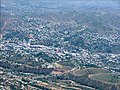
74,68,110,76
90,73,120,85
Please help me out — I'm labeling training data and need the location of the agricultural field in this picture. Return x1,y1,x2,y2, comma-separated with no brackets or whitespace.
74,68,110,76
90,73,120,85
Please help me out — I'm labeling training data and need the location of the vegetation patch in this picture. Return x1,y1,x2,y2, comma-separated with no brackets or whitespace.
90,73,120,85
74,68,110,76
